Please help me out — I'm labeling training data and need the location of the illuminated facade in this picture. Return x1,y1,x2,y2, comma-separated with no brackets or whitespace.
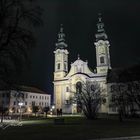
53,15,111,114
0,86,51,114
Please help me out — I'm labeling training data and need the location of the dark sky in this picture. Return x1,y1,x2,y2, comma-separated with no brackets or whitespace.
21,0,140,95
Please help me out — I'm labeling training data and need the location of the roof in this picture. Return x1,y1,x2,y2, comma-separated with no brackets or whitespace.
107,65,140,83
17,86,48,94
66,57,94,77
72,58,86,66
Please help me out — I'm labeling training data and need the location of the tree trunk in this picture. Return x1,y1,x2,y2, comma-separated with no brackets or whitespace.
119,110,123,122
1,112,4,123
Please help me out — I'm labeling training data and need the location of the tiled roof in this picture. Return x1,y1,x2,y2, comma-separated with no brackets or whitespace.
17,86,48,94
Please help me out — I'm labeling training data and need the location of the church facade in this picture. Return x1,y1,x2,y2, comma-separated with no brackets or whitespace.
53,15,112,114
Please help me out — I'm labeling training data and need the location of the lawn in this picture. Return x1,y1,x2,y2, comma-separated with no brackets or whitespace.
0,116,140,140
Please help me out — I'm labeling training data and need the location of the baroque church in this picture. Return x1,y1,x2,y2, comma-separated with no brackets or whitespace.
53,15,112,114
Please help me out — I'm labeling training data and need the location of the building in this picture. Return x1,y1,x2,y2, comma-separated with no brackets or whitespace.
107,65,140,114
53,14,111,114
0,86,51,114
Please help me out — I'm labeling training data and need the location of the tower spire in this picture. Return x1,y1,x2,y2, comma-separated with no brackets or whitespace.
58,24,65,42
94,13,111,74
95,13,108,41
98,13,102,22
55,24,67,49
77,54,80,60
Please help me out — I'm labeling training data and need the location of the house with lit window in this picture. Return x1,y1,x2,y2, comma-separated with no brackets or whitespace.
0,86,51,114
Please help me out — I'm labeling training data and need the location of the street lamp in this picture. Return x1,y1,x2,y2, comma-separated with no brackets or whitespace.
51,105,55,115
18,102,24,121
52,105,55,109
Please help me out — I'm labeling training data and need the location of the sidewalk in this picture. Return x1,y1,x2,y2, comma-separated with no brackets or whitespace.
47,114,82,117
91,136,140,140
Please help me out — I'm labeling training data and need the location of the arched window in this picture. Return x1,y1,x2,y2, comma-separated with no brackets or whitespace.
57,63,60,70
100,56,105,64
76,82,82,94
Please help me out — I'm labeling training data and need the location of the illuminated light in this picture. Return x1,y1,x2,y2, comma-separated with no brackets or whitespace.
18,102,24,106
52,105,55,109
28,107,32,113
9,108,13,113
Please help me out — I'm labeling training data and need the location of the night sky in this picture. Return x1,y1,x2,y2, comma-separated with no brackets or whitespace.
21,0,140,95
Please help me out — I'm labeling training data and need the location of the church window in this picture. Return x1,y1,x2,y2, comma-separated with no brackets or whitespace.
64,63,67,71
57,63,60,70
91,84,95,91
66,86,69,92
76,82,82,94
65,100,70,105
112,106,117,112
100,56,105,64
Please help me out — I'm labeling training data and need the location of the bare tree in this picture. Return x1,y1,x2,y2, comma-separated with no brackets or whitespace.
43,106,50,118
0,0,43,88
0,0,42,123
110,83,128,122
73,81,106,120
126,81,140,116
110,81,140,122
32,105,39,117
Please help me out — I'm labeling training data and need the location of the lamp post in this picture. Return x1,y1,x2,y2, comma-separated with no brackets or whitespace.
18,102,24,121
51,105,55,116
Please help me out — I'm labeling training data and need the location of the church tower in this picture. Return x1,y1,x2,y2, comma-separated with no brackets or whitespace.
94,14,111,74
54,24,69,80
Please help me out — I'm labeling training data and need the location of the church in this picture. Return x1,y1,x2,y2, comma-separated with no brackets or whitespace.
53,15,112,114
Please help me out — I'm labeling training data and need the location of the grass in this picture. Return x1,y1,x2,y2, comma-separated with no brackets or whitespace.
0,116,140,140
